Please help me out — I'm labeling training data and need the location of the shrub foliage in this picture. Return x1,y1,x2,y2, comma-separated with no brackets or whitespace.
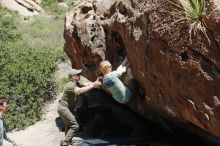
179,0,204,22
0,9,60,130
41,0,76,19
169,0,205,23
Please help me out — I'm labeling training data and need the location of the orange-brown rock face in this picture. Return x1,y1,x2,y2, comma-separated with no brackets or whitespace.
64,0,220,141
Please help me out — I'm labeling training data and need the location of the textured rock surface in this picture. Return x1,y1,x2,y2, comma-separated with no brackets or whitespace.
64,0,220,142
0,0,42,16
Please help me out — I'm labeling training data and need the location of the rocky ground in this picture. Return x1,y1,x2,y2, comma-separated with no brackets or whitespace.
0,0,39,16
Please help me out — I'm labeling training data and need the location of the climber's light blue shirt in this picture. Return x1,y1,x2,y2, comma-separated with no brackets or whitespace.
102,65,132,103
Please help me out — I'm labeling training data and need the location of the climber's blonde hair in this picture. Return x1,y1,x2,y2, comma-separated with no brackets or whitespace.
99,60,112,74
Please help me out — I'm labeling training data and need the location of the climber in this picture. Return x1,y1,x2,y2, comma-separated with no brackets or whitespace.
99,57,132,104
58,69,101,146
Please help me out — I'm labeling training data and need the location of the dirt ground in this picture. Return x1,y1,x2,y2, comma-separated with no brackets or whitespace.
4,95,65,146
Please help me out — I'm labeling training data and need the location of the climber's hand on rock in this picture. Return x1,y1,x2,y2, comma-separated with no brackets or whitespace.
93,78,102,88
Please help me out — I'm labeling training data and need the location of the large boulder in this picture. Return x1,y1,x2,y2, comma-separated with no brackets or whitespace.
72,88,208,145
64,0,220,143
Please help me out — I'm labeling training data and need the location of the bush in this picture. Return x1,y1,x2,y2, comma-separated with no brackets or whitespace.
169,0,205,23
179,0,204,22
20,15,64,56
56,77,69,92
41,0,75,19
0,10,21,42
168,0,208,44
0,9,61,130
